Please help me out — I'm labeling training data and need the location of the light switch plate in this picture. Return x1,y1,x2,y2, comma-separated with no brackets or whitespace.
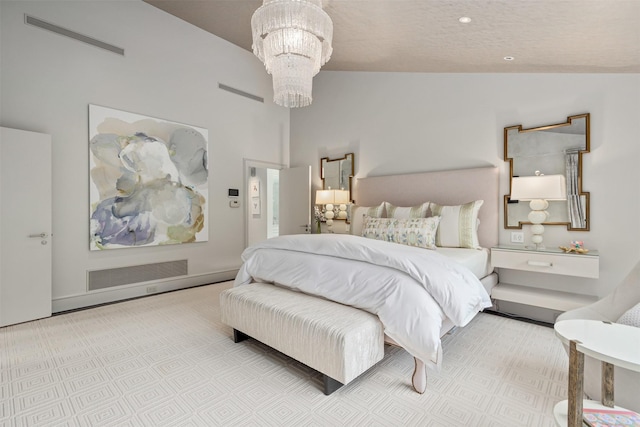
511,231,525,243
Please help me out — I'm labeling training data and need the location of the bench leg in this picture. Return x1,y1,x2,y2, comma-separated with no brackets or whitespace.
412,357,427,394
233,329,250,343
323,375,343,395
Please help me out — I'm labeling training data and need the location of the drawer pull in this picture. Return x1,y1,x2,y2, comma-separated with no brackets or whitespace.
528,260,552,267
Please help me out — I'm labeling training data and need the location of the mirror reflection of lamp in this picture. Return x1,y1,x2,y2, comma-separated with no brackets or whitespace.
334,190,350,220
510,171,567,250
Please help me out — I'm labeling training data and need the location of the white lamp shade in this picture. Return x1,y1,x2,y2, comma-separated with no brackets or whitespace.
333,190,350,204
510,174,567,201
315,189,334,204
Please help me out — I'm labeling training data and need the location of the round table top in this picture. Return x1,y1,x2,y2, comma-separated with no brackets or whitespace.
554,319,640,372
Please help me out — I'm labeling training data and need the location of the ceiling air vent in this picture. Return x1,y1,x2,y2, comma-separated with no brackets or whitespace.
218,83,264,103
25,14,125,56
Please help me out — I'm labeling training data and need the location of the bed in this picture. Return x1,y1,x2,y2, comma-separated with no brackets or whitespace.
224,166,500,393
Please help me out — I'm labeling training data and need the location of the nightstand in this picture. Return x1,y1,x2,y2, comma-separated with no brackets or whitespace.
491,245,600,312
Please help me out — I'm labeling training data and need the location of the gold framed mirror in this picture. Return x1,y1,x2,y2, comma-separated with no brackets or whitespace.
320,153,354,202
504,113,590,231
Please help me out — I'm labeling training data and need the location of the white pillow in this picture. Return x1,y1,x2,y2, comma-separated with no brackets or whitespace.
349,203,385,236
384,202,430,219
617,302,640,327
430,200,484,249
361,216,441,249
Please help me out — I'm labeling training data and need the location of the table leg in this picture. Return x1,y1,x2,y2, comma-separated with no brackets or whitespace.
568,340,585,427
602,361,614,407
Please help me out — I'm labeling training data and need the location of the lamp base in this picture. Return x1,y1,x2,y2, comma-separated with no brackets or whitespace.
528,200,549,250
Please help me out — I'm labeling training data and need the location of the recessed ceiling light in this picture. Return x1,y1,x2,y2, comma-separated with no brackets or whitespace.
504,56,515,61
459,16,471,24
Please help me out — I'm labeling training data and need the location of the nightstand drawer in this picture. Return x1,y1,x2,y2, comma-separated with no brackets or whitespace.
491,248,599,279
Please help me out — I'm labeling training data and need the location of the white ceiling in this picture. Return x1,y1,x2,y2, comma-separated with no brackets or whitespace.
144,0,640,73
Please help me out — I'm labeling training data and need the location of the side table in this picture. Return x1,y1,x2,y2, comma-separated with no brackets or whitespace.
553,319,640,427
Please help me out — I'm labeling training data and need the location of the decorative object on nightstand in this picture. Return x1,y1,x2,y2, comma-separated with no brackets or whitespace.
313,206,323,234
560,241,590,254
510,171,567,250
559,246,589,254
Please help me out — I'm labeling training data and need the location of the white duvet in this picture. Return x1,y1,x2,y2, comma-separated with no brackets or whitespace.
234,234,492,368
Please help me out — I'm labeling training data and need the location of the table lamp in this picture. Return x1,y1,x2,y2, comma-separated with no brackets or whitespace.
510,172,567,250
315,189,335,231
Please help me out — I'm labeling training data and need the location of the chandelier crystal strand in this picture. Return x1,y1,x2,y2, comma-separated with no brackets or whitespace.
251,0,333,108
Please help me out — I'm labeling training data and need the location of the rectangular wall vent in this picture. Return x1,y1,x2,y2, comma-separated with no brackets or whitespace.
25,14,125,56
87,260,188,291
218,83,264,103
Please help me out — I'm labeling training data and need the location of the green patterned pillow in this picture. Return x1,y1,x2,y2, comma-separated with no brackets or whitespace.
430,200,483,249
361,216,441,249
384,202,430,219
349,203,385,236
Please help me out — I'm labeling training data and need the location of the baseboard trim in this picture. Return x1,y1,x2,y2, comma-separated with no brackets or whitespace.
52,269,238,313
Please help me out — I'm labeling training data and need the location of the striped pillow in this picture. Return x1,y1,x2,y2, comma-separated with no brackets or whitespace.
384,202,430,219
430,200,483,249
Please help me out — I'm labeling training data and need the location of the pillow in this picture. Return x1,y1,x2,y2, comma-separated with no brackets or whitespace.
349,203,385,236
430,200,484,249
384,202,430,219
361,216,441,249
617,302,640,327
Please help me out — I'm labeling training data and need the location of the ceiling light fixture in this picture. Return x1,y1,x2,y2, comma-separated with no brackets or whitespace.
251,0,333,108
458,16,471,24
504,56,515,61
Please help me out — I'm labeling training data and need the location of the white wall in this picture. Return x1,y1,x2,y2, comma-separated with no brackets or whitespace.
291,72,640,303
0,1,289,310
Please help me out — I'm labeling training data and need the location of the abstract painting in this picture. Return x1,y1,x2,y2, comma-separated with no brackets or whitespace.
89,105,208,250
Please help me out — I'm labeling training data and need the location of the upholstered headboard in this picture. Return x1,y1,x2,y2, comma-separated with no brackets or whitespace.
354,167,500,249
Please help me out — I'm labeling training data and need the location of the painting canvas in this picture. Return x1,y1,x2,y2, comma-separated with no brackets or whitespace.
251,197,261,215
89,104,208,250
250,178,260,197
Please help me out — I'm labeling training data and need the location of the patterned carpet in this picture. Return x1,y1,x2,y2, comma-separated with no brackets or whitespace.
1,281,568,426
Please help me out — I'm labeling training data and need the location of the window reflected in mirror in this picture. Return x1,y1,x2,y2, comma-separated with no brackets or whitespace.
505,113,590,231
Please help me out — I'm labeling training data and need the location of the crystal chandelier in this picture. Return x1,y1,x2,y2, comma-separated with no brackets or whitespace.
251,0,333,108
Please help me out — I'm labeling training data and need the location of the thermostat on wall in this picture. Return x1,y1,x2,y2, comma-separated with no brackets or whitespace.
228,188,239,197
229,200,240,208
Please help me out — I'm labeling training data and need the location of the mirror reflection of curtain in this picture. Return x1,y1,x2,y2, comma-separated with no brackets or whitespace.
340,158,351,190
565,148,585,228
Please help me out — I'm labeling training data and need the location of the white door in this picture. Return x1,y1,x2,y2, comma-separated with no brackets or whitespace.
279,165,311,235
0,127,52,327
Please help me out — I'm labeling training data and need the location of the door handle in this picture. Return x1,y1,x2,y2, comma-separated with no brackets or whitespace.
28,232,48,238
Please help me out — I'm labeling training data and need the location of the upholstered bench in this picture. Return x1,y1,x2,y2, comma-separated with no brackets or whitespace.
219,283,385,395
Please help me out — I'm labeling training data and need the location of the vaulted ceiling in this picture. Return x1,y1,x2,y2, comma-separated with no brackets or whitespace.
145,0,640,73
